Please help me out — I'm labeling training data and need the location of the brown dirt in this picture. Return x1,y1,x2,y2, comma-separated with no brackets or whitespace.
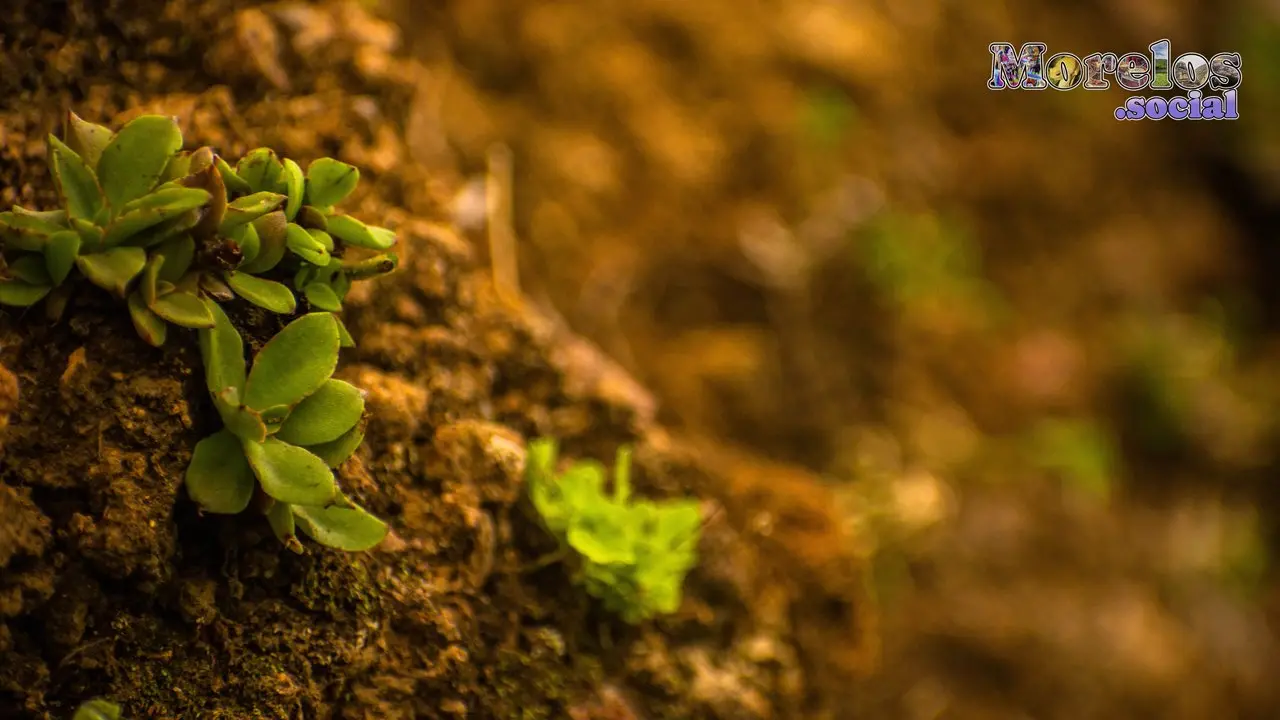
380,0,1280,718
0,2,867,719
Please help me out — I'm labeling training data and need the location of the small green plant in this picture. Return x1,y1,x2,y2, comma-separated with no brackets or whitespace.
72,699,122,720
185,302,386,552
0,112,397,347
524,439,702,623
0,112,398,553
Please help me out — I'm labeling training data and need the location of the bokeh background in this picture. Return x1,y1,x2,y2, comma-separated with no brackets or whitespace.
381,1,1280,716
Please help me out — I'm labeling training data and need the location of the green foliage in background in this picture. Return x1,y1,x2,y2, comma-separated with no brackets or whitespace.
525,439,702,623
1027,417,1118,501
858,210,1003,321
72,699,122,720
0,112,398,553
799,84,857,152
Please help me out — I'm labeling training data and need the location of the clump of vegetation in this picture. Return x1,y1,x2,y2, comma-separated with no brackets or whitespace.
186,304,385,552
0,112,397,552
72,699,122,720
524,439,702,623
0,113,395,342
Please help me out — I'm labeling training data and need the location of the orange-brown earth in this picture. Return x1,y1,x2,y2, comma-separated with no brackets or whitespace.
0,2,869,718
387,0,1280,717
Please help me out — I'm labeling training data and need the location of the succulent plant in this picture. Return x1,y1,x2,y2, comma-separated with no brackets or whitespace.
525,439,702,623
184,301,386,552
0,112,398,349
0,110,397,554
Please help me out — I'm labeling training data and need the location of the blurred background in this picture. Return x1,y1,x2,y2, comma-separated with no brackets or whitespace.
379,1,1280,716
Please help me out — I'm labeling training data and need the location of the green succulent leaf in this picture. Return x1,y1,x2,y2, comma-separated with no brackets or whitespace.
76,246,146,296
71,217,104,250
199,272,235,302
199,298,246,396
295,205,328,231
302,281,342,311
0,210,65,251
219,191,285,235
367,225,398,250
304,158,360,209
303,425,364,468
274,379,365,446
96,115,184,216
309,228,334,252
238,211,288,274
185,429,256,514
8,254,51,285
244,438,336,506
219,394,268,444
282,158,305,220
242,312,339,411
10,206,67,223
216,155,252,195
236,148,285,194
154,235,195,283
103,188,211,247
293,502,388,552
285,222,330,265
127,290,168,347
335,316,356,348
187,146,215,175
140,254,163,306
293,264,319,289
64,111,115,170
226,272,297,314
43,230,81,285
267,500,302,553
258,404,292,435
161,151,193,184
150,290,215,328
47,135,104,222
234,221,261,265
324,214,396,250
182,162,227,239
343,252,399,281
120,208,200,249
0,279,52,307
118,186,211,217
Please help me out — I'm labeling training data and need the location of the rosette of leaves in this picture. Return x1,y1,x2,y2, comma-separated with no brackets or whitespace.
215,149,399,320
0,111,400,351
525,439,703,623
183,300,388,552
129,143,399,347
0,113,211,315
